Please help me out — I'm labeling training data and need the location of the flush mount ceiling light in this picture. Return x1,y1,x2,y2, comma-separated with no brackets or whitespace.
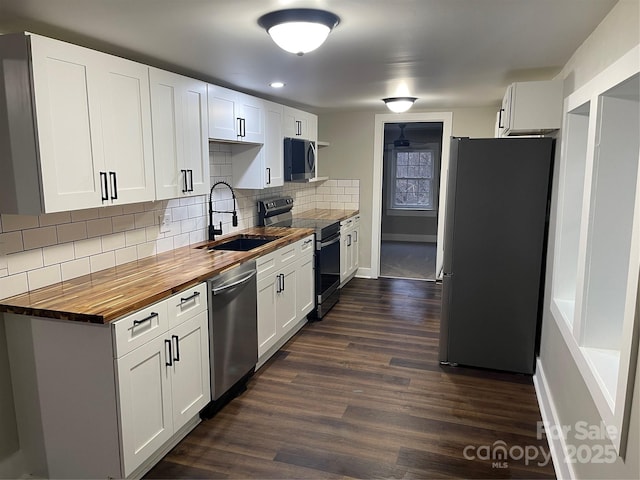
269,81,285,88
382,97,418,113
258,8,340,56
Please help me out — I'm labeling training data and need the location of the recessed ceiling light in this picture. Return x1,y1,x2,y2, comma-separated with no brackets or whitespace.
270,81,285,88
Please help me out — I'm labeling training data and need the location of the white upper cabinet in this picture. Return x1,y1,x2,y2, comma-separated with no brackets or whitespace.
0,32,155,214
232,100,284,189
150,68,209,199
207,84,264,143
283,106,317,142
496,80,563,137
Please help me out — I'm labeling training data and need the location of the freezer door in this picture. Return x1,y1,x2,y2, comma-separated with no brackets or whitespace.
442,137,461,275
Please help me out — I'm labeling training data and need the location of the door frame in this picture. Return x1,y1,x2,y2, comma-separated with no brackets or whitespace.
372,112,453,279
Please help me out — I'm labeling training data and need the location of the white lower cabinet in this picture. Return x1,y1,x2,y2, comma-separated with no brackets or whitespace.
116,309,210,476
4,283,210,479
340,215,360,286
256,235,314,367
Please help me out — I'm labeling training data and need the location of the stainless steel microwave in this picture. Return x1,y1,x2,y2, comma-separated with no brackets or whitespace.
284,138,316,181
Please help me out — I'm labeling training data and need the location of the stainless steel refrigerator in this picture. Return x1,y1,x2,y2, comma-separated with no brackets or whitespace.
439,137,554,374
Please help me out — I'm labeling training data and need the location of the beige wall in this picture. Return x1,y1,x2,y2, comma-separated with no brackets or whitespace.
540,0,639,478
318,107,496,271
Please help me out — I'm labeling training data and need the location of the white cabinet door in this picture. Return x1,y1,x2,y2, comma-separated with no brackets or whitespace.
207,84,238,141
30,34,154,212
296,253,315,318
30,34,105,212
99,56,155,205
151,69,209,199
283,106,317,142
207,85,264,143
149,68,183,199
168,311,210,432
117,335,173,477
350,224,360,275
236,92,264,144
257,274,278,357
277,262,298,335
264,101,284,187
182,79,210,196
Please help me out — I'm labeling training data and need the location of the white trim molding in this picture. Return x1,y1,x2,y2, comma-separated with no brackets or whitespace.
372,112,453,279
534,359,576,480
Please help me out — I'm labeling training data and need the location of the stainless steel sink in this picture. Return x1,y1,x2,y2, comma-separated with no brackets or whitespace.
206,235,279,252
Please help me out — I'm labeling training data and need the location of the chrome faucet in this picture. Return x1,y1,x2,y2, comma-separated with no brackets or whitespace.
208,181,238,241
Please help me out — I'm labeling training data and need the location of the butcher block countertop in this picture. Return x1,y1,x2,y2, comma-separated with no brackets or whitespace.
0,227,313,324
295,208,359,222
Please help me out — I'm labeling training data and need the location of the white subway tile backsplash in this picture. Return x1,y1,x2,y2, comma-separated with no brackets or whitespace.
101,232,126,252
112,214,135,233
28,265,61,290
125,228,146,247
7,249,44,275
0,273,28,298
2,214,39,232
122,203,145,215
22,226,58,250
39,212,71,227
71,208,100,222
156,237,174,254
43,243,75,266
57,222,87,243
90,251,115,273
134,211,156,229
74,237,102,258
0,231,24,255
87,218,113,238
115,246,137,266
136,241,156,259
61,258,90,281
0,148,360,296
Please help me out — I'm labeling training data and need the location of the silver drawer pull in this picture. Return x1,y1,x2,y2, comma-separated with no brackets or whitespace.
180,291,200,304
133,312,158,326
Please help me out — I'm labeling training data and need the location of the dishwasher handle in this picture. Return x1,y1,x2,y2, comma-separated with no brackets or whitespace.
211,269,257,295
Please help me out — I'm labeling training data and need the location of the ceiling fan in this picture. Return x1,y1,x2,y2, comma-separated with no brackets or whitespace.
393,124,412,148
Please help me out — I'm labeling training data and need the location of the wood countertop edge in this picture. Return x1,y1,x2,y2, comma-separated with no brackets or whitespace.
294,208,359,222
0,227,314,324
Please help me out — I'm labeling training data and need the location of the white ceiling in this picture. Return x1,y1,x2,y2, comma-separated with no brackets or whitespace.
0,0,618,113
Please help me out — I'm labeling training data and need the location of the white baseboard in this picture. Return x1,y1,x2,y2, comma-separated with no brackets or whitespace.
354,267,373,279
534,359,575,480
381,233,437,243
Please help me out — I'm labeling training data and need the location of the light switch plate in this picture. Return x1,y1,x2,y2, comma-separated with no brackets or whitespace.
159,213,171,233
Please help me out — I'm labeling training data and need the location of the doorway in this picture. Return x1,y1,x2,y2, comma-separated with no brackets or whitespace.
380,122,442,280
371,112,453,280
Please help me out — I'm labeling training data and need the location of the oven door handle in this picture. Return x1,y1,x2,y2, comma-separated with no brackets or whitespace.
318,234,341,249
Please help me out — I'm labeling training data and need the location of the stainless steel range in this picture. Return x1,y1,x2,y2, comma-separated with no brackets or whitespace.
258,197,340,319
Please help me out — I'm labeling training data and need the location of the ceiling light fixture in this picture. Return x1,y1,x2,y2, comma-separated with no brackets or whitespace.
258,8,340,56
382,97,418,113
269,81,285,88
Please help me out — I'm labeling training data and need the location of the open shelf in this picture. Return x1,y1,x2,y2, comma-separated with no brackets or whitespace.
549,46,639,456
552,101,590,328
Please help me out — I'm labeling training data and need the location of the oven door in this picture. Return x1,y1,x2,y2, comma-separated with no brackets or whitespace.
316,231,340,303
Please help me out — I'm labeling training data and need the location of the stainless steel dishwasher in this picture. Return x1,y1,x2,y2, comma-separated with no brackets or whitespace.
201,260,257,418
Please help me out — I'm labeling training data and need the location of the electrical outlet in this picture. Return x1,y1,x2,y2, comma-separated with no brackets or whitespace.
159,213,171,233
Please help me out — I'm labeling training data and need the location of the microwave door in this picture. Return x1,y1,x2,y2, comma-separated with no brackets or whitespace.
307,142,316,176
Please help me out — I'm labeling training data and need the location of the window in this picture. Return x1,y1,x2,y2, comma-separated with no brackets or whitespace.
390,148,438,211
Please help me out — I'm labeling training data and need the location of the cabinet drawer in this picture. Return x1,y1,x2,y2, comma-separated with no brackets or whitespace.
277,242,297,265
257,250,278,279
297,235,315,255
341,217,354,230
112,301,169,358
167,282,207,329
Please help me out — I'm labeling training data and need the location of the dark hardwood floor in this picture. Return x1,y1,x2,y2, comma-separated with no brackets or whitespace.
146,277,555,479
